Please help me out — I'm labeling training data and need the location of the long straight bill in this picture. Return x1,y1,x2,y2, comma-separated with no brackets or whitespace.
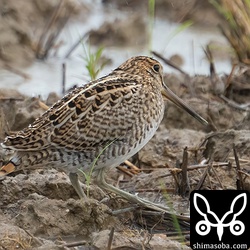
162,83,208,126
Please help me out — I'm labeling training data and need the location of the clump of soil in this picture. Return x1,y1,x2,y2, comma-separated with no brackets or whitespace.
0,0,83,68
103,0,223,26
89,15,147,47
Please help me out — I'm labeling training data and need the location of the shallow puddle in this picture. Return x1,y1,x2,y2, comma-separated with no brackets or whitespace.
0,2,231,98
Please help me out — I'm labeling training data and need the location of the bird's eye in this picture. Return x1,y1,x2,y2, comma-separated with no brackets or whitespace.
153,64,160,72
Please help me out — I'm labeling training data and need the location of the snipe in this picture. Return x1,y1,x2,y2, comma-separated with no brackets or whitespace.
1,56,207,212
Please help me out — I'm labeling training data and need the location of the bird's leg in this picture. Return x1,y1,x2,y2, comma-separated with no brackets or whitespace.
69,172,88,200
96,168,172,213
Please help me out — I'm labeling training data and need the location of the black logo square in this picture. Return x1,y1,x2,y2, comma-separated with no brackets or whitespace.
190,190,250,250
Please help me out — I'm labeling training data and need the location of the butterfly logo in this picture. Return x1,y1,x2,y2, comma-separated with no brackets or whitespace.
193,193,247,241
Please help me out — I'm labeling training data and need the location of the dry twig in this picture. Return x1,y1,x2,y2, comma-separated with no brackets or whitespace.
36,1,71,59
107,227,115,250
179,147,190,196
219,94,250,110
152,51,189,77
233,144,245,190
63,32,90,59
3,63,30,79
62,63,66,95
195,155,214,190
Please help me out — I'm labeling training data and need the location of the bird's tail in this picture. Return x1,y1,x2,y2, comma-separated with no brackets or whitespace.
0,162,16,176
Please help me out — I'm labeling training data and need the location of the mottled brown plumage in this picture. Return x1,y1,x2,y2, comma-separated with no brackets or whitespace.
1,56,207,212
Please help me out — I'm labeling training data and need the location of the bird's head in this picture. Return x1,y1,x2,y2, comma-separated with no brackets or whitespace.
117,56,208,126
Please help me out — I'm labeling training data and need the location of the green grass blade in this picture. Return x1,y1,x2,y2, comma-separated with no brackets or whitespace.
148,0,155,53
166,20,193,44
79,139,117,197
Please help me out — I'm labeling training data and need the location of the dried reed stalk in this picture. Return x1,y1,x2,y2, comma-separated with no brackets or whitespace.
211,0,250,64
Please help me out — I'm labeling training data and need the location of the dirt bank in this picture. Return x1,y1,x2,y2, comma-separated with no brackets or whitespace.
0,67,249,249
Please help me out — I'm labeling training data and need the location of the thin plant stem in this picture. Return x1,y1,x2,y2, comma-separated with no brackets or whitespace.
161,186,186,243
148,0,155,53
79,139,116,197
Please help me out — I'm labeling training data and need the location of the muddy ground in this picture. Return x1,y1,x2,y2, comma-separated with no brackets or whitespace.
0,71,249,250
0,0,250,250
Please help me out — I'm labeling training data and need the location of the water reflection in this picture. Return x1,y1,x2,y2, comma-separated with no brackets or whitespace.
0,6,231,98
